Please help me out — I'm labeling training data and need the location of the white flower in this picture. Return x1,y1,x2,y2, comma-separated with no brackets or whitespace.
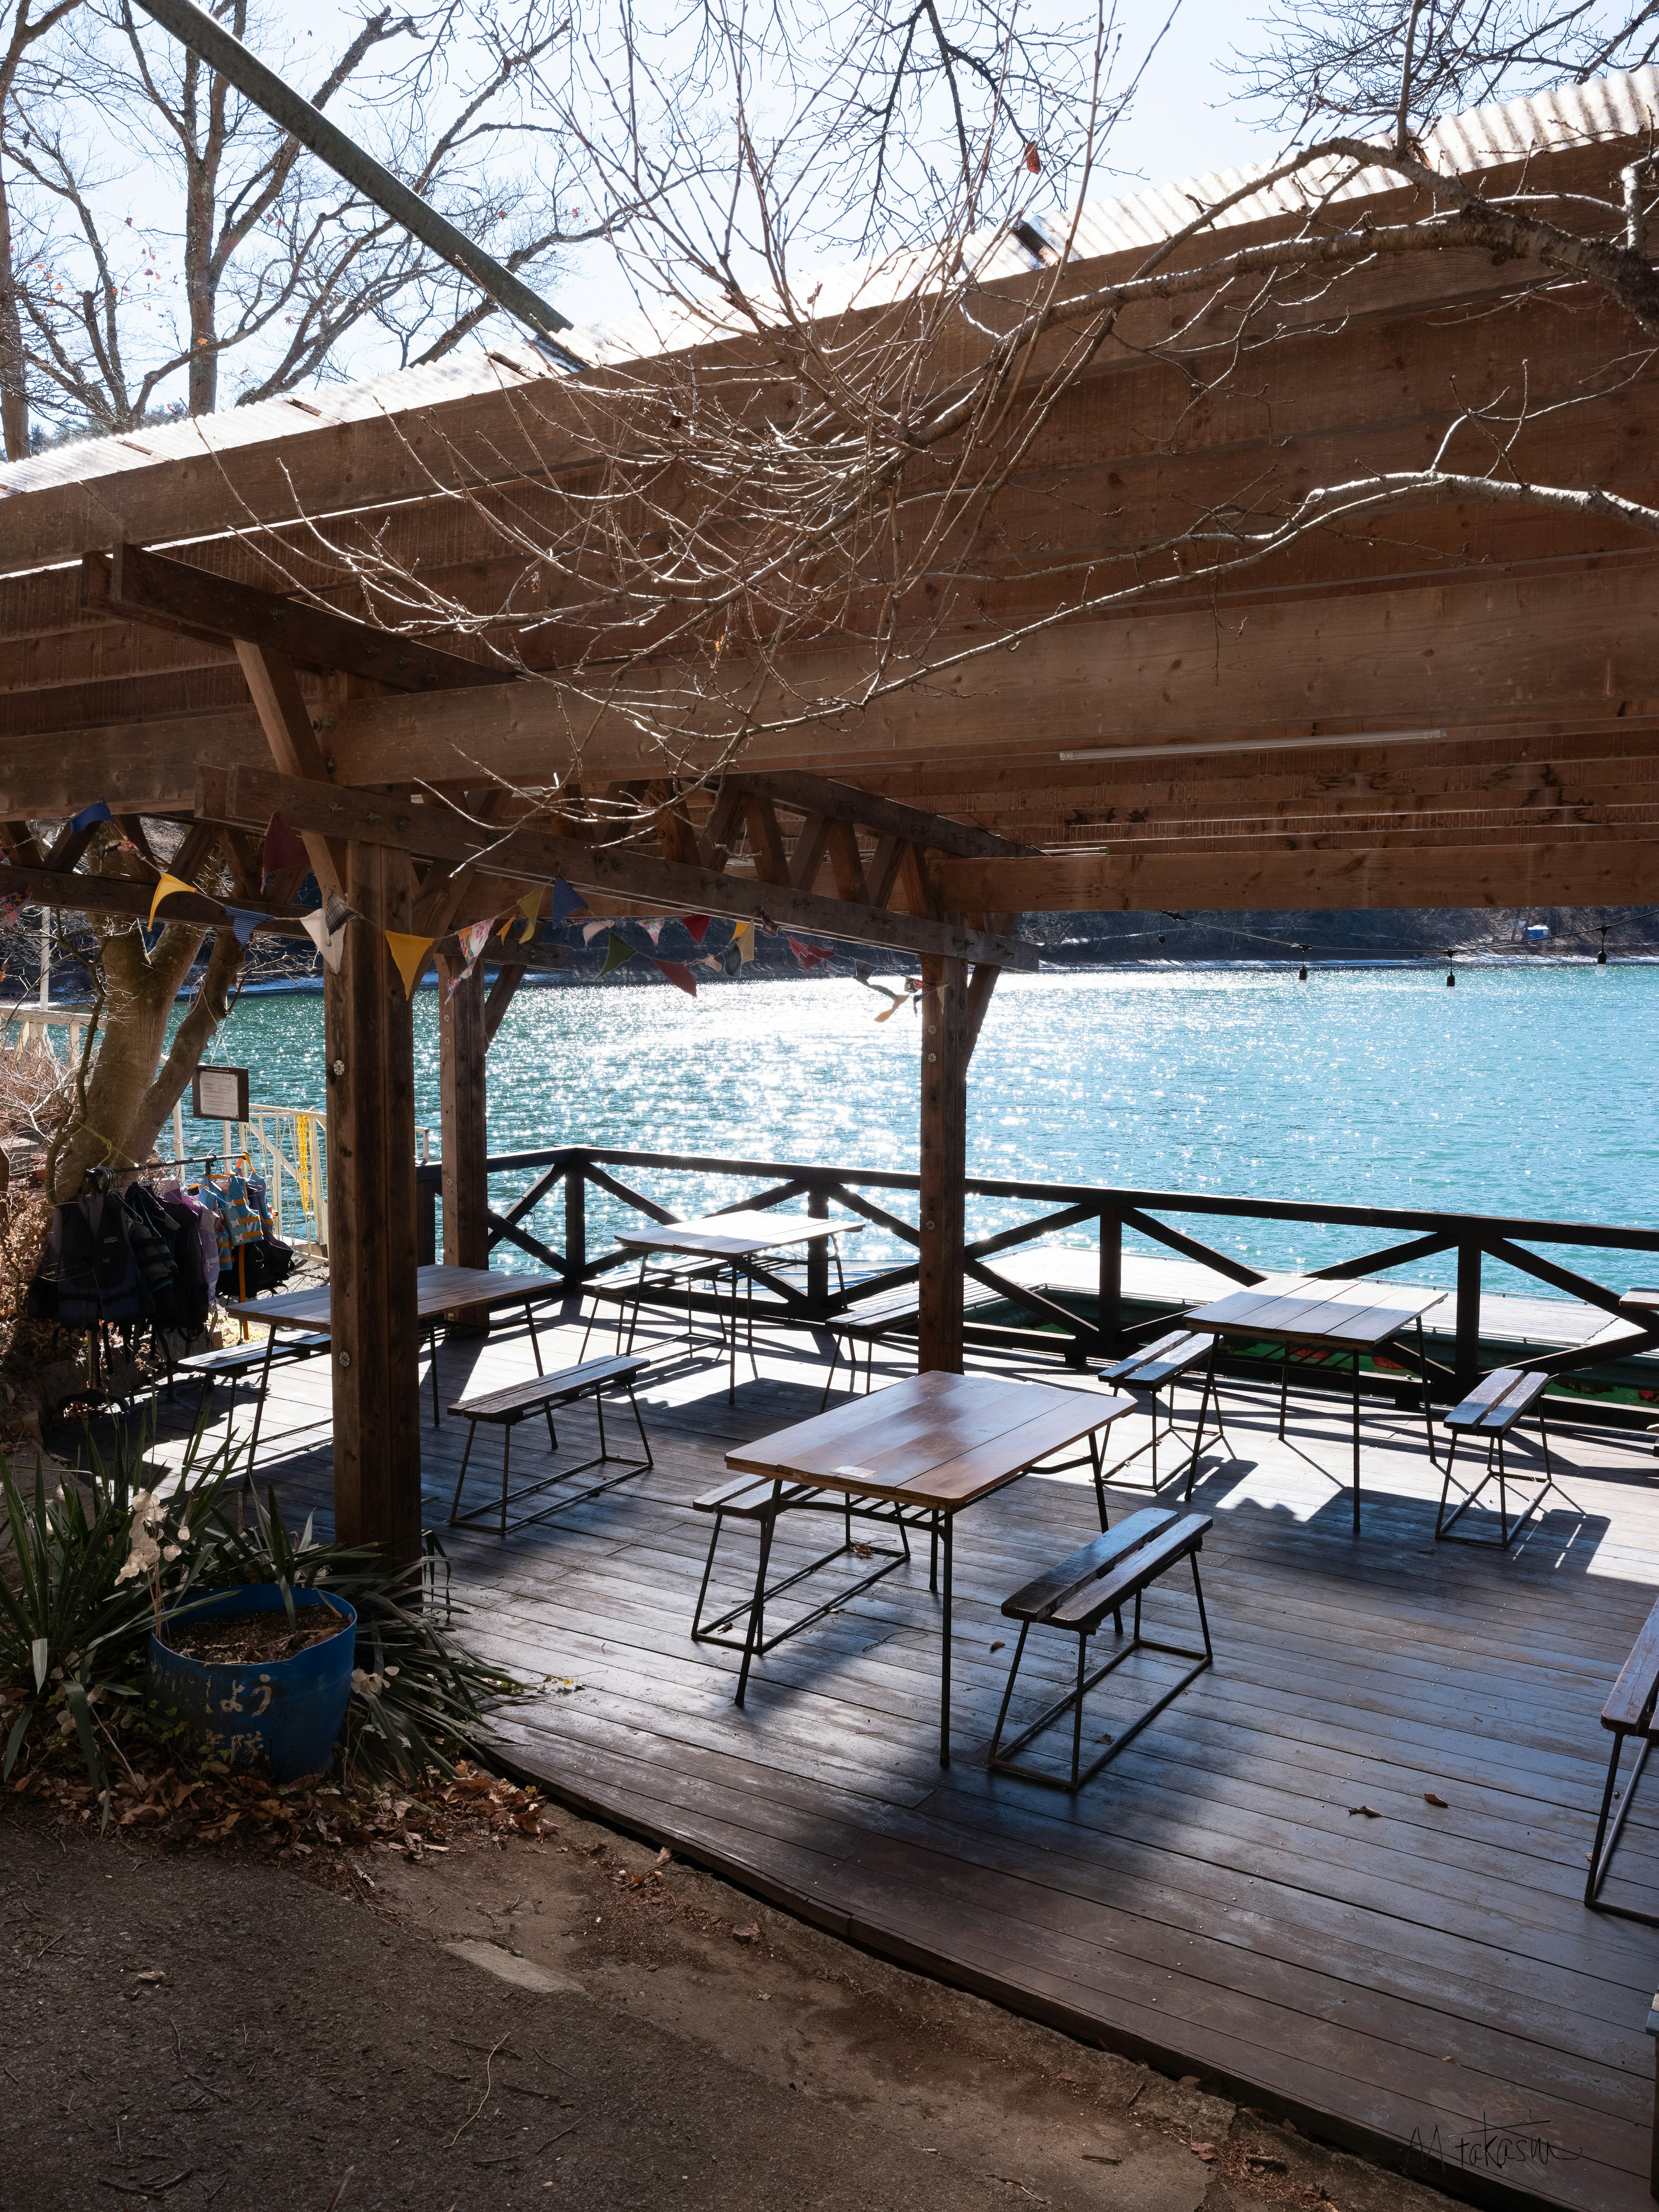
350,1668,386,1696
161,1544,180,1561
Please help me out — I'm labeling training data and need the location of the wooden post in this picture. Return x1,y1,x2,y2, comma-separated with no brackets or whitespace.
807,1183,829,1317
1098,1212,1122,1354
438,954,490,1332
564,1160,587,1315
917,955,968,1373
325,839,423,1567
1455,1241,1482,1397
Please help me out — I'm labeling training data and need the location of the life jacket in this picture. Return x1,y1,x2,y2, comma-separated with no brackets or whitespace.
29,1193,149,1328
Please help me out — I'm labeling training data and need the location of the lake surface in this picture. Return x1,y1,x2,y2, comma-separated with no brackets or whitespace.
181,963,1659,1295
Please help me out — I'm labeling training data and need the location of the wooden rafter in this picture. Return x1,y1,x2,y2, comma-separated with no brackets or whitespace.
201,762,1039,968
85,543,509,693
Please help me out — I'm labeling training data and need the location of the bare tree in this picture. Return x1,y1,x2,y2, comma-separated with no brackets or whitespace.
0,0,592,453
245,0,1659,835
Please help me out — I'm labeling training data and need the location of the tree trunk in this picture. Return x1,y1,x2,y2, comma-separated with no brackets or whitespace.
0,164,29,461
48,915,235,1197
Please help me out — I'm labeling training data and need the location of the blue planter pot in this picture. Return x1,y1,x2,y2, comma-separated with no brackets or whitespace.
147,1586,357,1784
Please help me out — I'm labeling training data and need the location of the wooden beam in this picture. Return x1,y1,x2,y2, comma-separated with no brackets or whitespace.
235,642,345,896
917,955,969,1375
326,839,423,1565
438,955,491,1328
725,770,1038,859
0,859,301,931
483,963,524,1046
788,811,833,892
932,837,1659,914
212,763,1039,969
87,543,508,692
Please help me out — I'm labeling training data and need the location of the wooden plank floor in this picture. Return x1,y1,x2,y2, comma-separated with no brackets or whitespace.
133,1306,1659,2212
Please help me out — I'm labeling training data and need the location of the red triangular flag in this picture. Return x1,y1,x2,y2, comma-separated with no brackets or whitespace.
787,934,833,968
682,914,711,944
263,812,308,877
653,957,697,997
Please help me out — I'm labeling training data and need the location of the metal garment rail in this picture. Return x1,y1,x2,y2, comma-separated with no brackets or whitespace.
413,1146,1659,1406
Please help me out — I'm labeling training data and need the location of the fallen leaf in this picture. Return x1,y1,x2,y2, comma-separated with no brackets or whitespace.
1178,2075,1201,2087
990,1641,1005,1654
134,1968,166,1983
1190,2141,1218,2161
655,1846,671,1865
731,1923,760,1944
1423,1792,1449,1807
1347,1805,1381,1818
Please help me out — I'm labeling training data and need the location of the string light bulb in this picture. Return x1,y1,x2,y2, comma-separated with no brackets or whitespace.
1445,949,1457,989
1297,944,1309,983
1597,925,1611,967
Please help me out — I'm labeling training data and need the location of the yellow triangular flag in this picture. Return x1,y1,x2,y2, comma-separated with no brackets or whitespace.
733,920,755,966
515,888,542,943
147,872,193,928
385,931,436,1000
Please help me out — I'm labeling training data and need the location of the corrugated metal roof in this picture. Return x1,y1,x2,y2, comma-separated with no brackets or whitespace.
4,65,1652,506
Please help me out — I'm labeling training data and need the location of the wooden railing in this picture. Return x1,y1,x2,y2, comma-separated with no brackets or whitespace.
415,1145,1659,1401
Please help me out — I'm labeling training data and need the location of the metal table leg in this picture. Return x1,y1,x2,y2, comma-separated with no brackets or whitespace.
1351,1348,1362,1535
524,1296,544,1374
244,1326,282,1485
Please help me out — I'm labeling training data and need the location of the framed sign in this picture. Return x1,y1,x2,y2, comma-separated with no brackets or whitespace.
193,1065,249,1121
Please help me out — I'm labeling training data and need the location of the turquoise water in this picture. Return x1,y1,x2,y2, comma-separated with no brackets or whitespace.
180,963,1659,1294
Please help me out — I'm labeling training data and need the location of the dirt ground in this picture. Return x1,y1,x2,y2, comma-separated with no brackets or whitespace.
0,1788,1463,2212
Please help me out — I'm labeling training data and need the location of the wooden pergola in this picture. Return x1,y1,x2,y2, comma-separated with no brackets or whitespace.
2,107,1652,1559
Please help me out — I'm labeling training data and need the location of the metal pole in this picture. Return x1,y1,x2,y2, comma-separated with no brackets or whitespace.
132,0,587,371
1456,1241,1482,1395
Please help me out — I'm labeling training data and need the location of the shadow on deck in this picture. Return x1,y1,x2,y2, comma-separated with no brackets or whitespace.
103,1307,1659,2212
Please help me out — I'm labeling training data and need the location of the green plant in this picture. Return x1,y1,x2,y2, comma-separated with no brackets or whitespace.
0,1407,524,1820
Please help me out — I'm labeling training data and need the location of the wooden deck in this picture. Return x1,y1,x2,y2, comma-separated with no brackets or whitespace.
132,1304,1659,2212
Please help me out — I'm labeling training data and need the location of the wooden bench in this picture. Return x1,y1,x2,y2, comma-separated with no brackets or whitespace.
817,1280,1003,1409
578,1253,734,1362
988,1505,1215,1793
447,1354,654,1537
1089,1328,1219,1497
1586,1595,1659,1927
1435,1366,1561,1547
178,1332,332,1481
690,1470,918,1704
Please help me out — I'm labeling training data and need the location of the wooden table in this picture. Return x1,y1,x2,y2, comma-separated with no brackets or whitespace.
1180,1274,1447,1532
616,1210,862,1402
724,1370,1136,1764
221,1262,565,1438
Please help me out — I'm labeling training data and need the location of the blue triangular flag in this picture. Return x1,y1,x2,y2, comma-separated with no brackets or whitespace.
225,907,263,947
68,800,112,836
549,876,585,924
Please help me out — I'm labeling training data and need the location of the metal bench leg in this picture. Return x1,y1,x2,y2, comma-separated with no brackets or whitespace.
818,1332,845,1414
1279,1357,1289,1440
1183,1359,1214,1503
1090,1429,1107,1532
626,1382,653,1471
1497,1432,1510,1548
1434,1433,1459,1538
429,1322,441,1428
692,1511,728,1640
733,1487,780,1708
988,1621,1031,1765
1586,1728,1656,1916
499,1420,512,1539
1070,1631,1088,1792
525,1297,543,1375
1350,1349,1362,1536
448,1418,480,1527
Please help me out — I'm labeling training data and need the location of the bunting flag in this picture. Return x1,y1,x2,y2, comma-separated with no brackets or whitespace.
302,907,349,973
600,931,636,976
262,812,308,877
683,914,711,944
787,934,833,969
721,943,742,976
224,907,264,947
653,957,696,997
385,932,437,1000
513,888,542,943
146,872,194,928
580,919,609,945
447,917,496,995
68,799,112,836
0,894,24,926
324,890,359,937
732,921,755,966
549,876,586,924
639,915,665,944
